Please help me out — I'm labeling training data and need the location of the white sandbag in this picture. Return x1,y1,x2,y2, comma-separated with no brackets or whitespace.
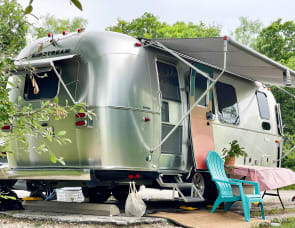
125,182,146,217
137,185,179,200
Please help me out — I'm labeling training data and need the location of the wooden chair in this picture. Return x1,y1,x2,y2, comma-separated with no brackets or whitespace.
206,150,265,222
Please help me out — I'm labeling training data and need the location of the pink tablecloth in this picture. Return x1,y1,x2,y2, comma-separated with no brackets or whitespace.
229,165,295,191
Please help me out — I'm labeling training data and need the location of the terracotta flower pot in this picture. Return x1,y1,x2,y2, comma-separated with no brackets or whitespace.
225,156,235,166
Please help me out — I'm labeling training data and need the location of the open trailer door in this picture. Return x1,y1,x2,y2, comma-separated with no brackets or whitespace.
150,36,295,170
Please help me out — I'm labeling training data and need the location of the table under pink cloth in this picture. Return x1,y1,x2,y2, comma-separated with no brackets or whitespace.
229,165,295,191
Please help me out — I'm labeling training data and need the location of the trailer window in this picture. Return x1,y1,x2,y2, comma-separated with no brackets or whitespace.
24,70,59,100
157,61,181,102
256,91,270,120
215,82,239,125
195,73,208,107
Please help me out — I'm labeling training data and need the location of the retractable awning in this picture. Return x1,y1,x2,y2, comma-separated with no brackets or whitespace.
14,54,77,73
152,37,295,87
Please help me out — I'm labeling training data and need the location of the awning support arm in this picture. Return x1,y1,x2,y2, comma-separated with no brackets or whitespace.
274,85,295,100
149,38,228,153
273,85,295,162
50,61,77,104
155,42,215,82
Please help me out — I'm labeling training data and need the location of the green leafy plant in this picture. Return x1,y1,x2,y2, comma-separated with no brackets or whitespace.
222,140,247,163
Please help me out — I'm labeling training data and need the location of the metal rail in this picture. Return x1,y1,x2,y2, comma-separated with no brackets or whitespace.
50,61,77,104
149,38,228,152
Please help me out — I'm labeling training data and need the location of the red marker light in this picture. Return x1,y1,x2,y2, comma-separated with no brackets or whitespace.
135,174,140,179
62,30,69,35
75,113,87,118
75,120,87,127
48,32,53,37
128,174,134,180
144,117,150,122
135,42,142,47
77,28,85,33
223,36,228,40
275,140,280,143
1,125,11,131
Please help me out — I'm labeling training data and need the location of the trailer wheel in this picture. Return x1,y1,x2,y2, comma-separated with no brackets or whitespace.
192,172,217,204
112,186,129,202
82,187,111,203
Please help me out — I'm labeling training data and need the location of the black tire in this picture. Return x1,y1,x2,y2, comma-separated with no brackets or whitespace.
26,182,46,199
0,180,17,189
82,187,111,203
112,186,129,202
192,172,217,204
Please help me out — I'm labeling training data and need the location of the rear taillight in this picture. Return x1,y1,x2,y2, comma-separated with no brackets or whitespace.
75,112,88,127
75,120,87,127
1,125,12,132
128,174,134,180
128,173,141,180
75,113,87,118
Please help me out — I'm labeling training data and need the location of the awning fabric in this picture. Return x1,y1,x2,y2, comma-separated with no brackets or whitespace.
14,54,77,73
152,37,295,87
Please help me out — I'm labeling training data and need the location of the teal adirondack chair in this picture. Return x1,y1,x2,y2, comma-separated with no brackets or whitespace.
206,150,265,222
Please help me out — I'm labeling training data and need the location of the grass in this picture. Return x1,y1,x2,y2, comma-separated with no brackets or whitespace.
251,207,295,217
34,220,44,227
280,184,295,191
252,217,295,228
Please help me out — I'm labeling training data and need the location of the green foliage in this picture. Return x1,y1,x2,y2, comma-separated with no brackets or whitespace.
24,0,83,14
222,140,247,161
271,87,295,135
106,12,221,39
31,14,88,38
230,17,263,48
254,19,295,170
281,133,295,171
0,0,91,166
0,0,29,56
256,19,295,62
271,87,295,170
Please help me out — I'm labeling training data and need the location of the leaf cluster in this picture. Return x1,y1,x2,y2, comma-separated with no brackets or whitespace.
106,12,221,39
31,14,88,39
256,19,295,62
0,0,29,56
24,0,82,15
231,17,263,48
222,140,247,160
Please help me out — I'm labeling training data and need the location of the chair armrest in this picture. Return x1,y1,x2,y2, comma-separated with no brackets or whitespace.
212,178,244,196
229,178,260,194
212,178,242,186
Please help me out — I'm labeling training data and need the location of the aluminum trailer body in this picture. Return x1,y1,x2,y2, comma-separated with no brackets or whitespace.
2,31,291,202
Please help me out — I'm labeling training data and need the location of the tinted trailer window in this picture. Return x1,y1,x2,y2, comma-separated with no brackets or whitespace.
24,70,59,100
215,82,240,125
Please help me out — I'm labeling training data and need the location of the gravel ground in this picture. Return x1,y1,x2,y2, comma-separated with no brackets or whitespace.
0,189,294,227
0,214,176,228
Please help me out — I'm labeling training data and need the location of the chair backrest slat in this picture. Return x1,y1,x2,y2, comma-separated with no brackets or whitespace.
206,150,233,196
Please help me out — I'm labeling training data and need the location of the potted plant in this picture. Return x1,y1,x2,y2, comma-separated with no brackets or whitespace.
222,140,247,166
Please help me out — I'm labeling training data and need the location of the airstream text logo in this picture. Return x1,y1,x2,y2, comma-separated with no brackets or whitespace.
31,49,71,58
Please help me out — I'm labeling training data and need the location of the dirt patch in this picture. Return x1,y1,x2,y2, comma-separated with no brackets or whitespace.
0,213,176,228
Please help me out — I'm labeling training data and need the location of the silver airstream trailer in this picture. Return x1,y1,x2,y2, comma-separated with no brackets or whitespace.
3,30,294,203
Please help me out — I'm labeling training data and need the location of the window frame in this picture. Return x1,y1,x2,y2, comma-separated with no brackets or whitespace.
256,91,271,120
215,81,240,125
194,72,209,107
23,68,61,101
156,60,181,103
190,63,213,108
